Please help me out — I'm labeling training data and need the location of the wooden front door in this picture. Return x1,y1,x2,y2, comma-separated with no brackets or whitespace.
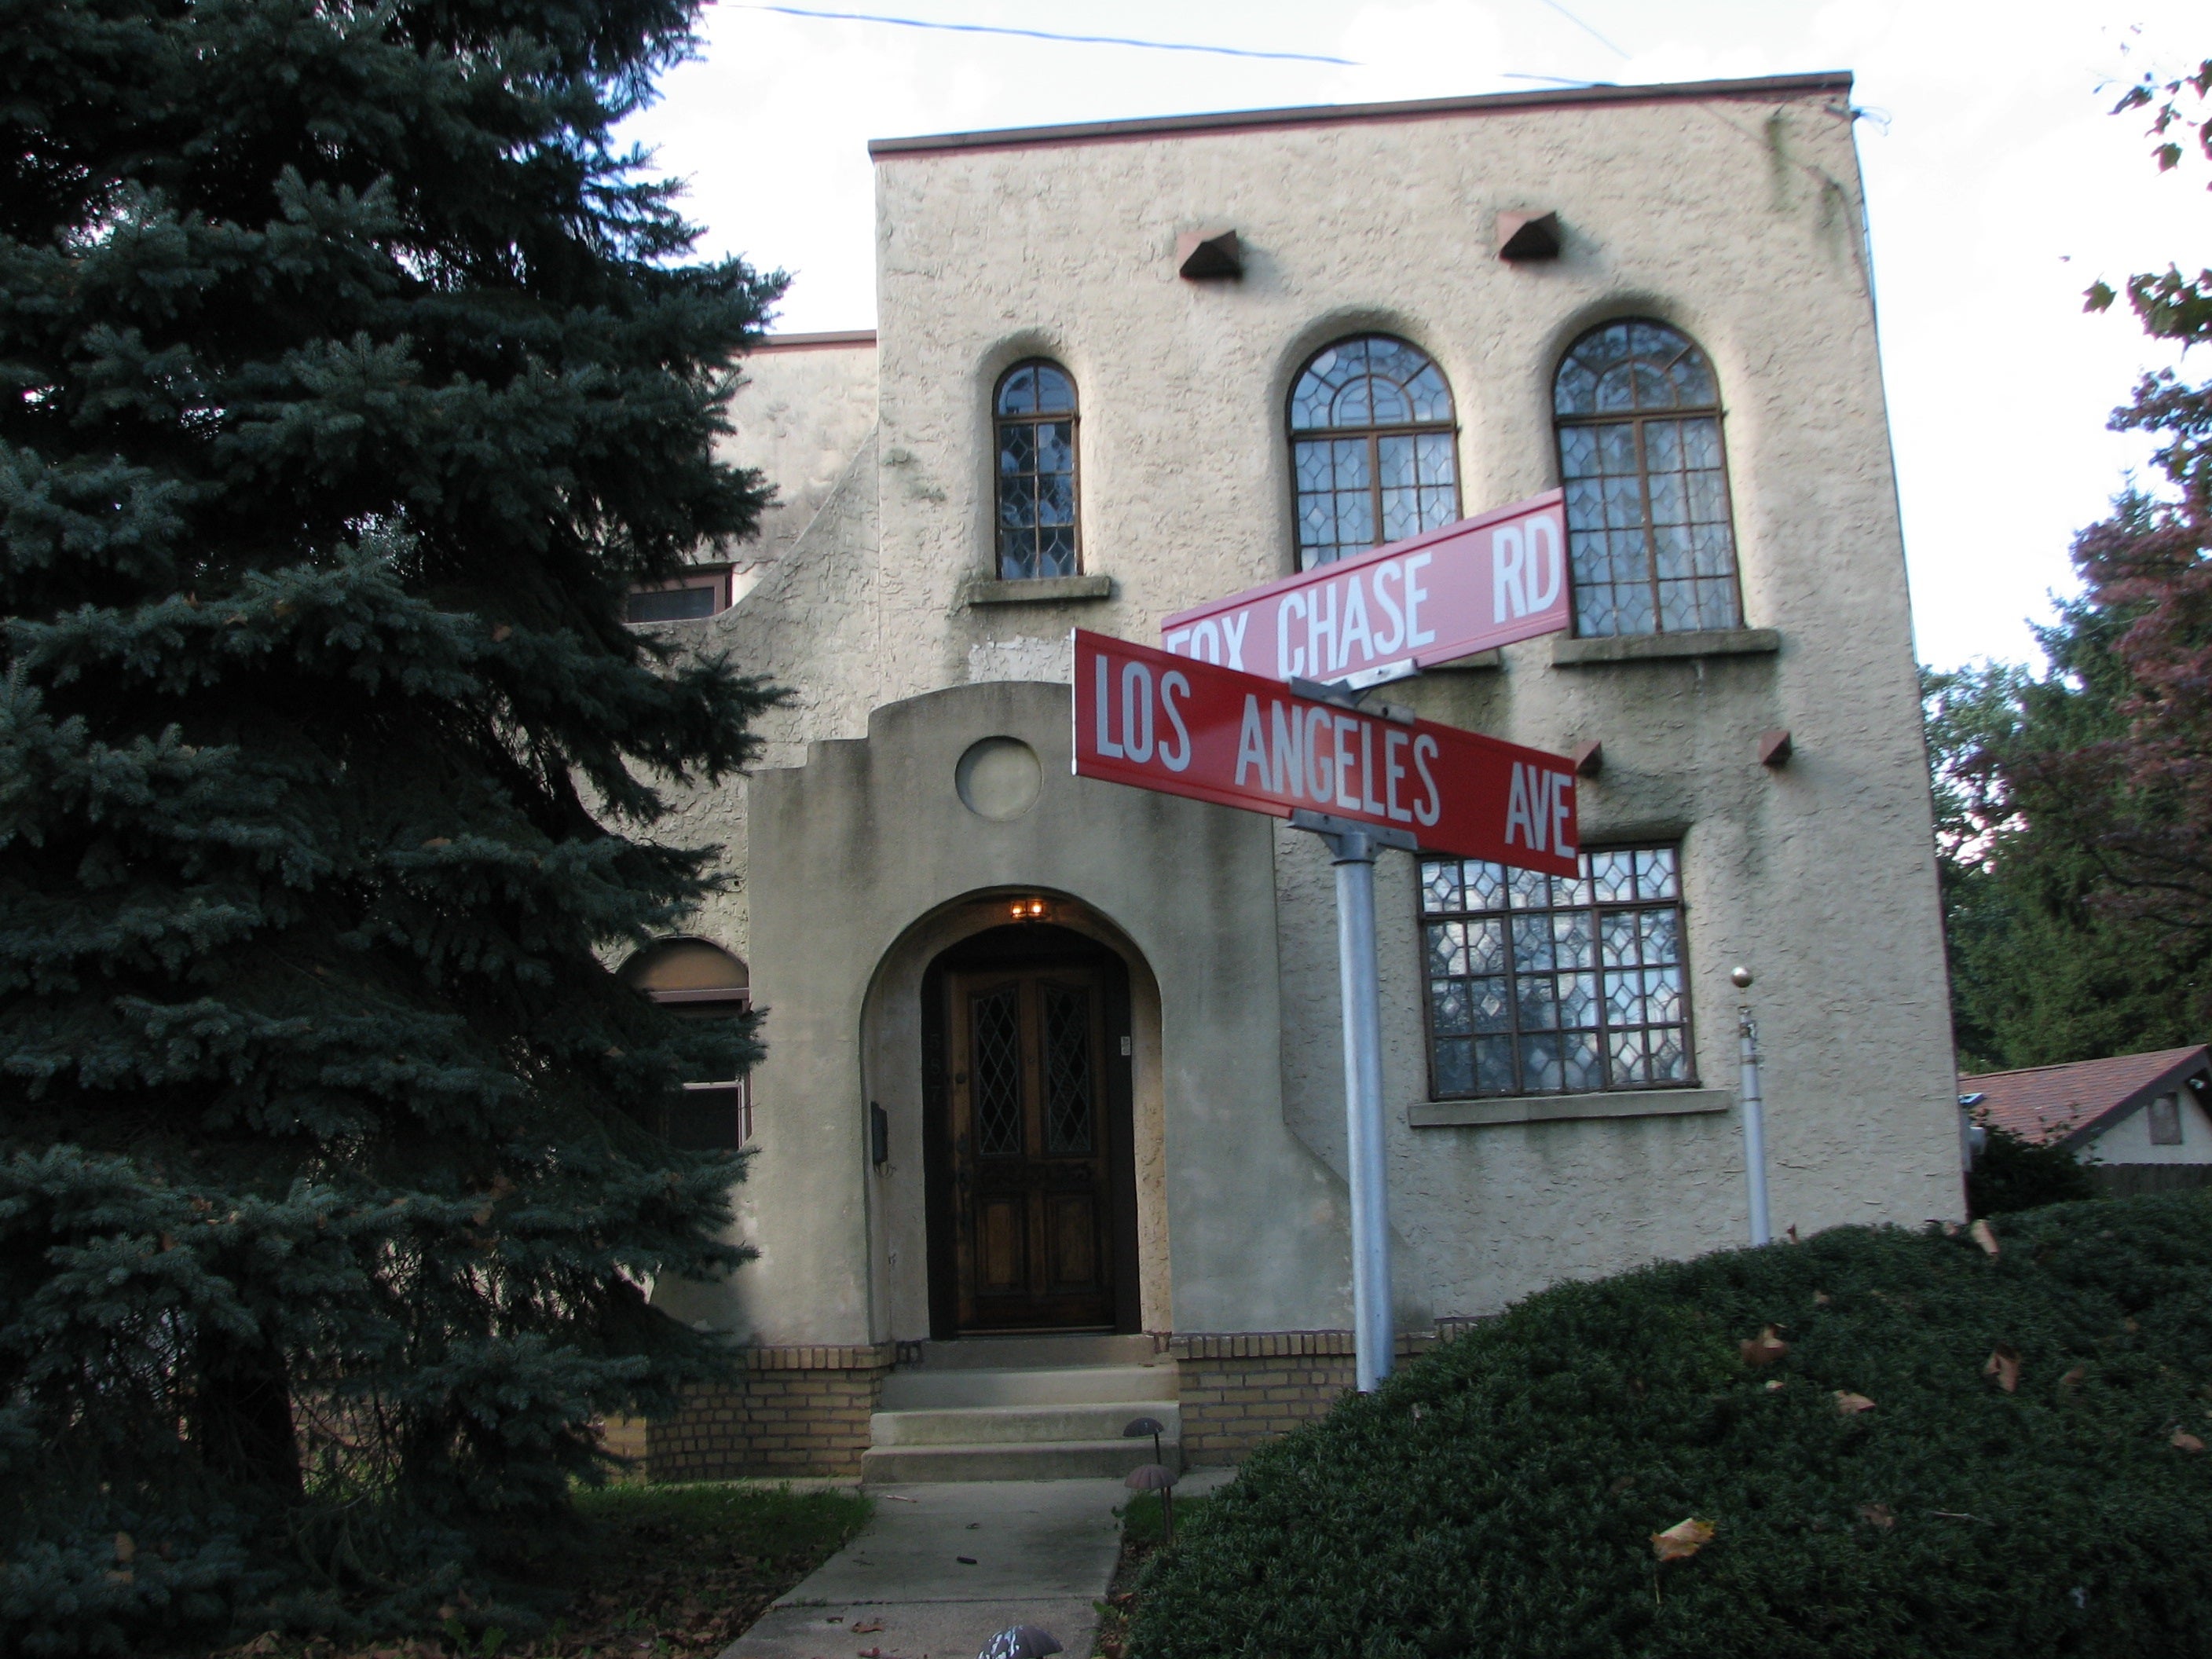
948,965,1115,1330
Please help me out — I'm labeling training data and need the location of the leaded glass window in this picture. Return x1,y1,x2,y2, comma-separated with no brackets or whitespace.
1420,847,1694,1100
1289,335,1459,571
995,361,1079,579
1554,320,1741,637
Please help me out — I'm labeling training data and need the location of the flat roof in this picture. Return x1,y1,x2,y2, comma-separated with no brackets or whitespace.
750,329,878,353
868,71,1854,159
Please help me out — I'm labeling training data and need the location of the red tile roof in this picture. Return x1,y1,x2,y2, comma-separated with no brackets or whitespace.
1961,1046,2211,1149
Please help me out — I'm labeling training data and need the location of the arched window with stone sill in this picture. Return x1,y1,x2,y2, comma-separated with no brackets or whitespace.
994,361,1079,580
1553,319,1744,638
1288,335,1460,571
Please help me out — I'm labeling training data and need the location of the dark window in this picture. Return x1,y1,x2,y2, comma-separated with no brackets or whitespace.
626,569,730,624
995,361,1079,579
1554,320,1741,637
620,939,753,1148
1290,335,1459,571
2149,1093,2184,1145
1419,847,1694,1100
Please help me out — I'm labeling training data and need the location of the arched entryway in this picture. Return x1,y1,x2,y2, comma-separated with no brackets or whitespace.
920,922,1139,1337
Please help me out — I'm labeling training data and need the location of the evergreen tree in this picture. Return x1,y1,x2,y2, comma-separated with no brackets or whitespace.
0,0,782,1646
1924,601,2210,1071
1924,57,2212,1072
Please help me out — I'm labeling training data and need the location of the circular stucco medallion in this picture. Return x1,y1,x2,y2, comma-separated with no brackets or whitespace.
955,736,1042,822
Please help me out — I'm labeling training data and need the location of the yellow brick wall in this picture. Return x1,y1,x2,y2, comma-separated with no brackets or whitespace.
645,1342,893,1481
1172,1331,1440,1464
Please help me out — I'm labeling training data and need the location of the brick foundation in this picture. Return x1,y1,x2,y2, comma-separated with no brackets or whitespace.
1171,1330,1440,1465
646,1342,894,1481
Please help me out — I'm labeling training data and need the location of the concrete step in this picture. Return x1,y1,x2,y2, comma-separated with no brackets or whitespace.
914,1334,1159,1370
860,1437,1181,1484
871,1401,1181,1448
877,1363,1177,1412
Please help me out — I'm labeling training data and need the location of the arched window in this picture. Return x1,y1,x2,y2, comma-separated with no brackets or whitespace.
994,361,1079,580
621,939,752,1148
1553,320,1741,637
1289,335,1459,571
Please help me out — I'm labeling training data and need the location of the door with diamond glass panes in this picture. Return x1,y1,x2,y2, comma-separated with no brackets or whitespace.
947,965,1114,1330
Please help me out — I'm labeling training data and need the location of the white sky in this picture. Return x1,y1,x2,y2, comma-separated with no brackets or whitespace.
622,0,2212,672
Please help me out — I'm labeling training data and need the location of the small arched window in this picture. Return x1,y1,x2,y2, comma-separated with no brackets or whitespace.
621,939,752,1148
1289,335,1459,571
1554,320,1741,637
994,361,1079,580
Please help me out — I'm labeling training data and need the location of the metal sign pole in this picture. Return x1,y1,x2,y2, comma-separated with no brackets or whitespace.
1730,965,1771,1246
1332,827,1393,1393
1295,808,1414,1393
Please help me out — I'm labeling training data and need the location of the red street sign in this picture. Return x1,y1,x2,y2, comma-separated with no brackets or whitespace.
1072,630,1578,875
1159,489,1569,681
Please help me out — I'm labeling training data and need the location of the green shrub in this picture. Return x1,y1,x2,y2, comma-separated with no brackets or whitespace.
1968,1122,2100,1217
1128,1193,2212,1659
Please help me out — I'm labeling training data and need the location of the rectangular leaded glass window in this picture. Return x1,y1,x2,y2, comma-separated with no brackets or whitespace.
1560,416,1740,638
1420,847,1694,1100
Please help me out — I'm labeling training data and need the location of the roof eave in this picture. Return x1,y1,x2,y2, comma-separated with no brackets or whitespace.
867,71,1856,159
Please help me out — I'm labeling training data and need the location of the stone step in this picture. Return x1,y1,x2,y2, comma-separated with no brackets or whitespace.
914,1334,1159,1370
860,1437,1181,1485
877,1363,1177,1412
871,1401,1180,1448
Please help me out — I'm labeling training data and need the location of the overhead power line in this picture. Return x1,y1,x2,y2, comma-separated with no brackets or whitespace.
729,5,1361,66
1533,0,1627,60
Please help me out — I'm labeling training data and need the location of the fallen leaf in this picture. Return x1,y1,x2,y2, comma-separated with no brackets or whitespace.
113,1533,134,1563
421,837,452,849
1812,1291,1831,1306
1968,1219,2000,1257
851,1621,884,1633
2058,1365,2086,1394
1835,1391,1876,1415
1650,1518,1715,1562
1984,1344,2022,1393
492,624,512,642
1763,1379,1785,1392
1857,1502,1895,1530
1608,1475,1635,1495
104,1568,133,1585
2126,1318,2141,1333
2173,1428,2205,1454
1739,1326,1789,1368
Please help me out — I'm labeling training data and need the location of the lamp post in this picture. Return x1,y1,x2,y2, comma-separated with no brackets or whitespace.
1731,965,1771,1246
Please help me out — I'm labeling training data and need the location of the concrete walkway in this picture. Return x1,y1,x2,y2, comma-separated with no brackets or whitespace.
720,1479,1125,1659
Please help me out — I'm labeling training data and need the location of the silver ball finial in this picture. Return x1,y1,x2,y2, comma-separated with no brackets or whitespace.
1730,965,1754,989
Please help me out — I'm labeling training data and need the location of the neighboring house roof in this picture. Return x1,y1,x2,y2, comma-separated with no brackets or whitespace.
1961,1046,2212,1152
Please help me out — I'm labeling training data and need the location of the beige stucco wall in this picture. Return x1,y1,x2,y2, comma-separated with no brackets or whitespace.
712,339,880,600
653,79,1963,1344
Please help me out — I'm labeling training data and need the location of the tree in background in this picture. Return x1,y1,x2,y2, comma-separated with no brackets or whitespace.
1928,59,2212,1073
0,0,781,1647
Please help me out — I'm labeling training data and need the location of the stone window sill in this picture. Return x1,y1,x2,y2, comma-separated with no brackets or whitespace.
963,573,1114,606
1551,628,1780,667
1411,1087,1730,1128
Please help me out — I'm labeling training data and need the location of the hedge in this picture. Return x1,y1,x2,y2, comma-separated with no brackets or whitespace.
1128,1192,2212,1658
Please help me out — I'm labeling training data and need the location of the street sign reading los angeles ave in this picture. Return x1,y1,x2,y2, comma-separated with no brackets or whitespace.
1072,629,1578,877
1159,489,1567,681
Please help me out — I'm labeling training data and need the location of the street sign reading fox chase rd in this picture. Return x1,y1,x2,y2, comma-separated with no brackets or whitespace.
1159,489,1568,679
1072,630,1578,877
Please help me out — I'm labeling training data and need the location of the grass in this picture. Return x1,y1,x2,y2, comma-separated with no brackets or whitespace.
203,1482,871,1659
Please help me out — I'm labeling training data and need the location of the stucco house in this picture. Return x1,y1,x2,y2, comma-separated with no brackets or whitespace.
625,71,1963,1482
1962,1046,2212,1196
